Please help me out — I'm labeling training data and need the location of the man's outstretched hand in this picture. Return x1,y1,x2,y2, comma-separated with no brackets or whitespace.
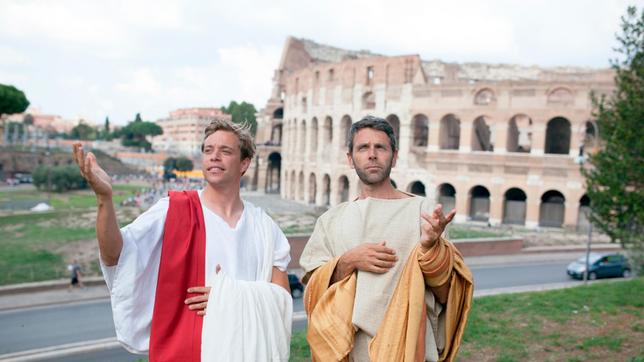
419,204,456,252
73,143,113,199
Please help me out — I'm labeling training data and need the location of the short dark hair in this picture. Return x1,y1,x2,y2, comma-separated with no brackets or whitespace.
347,115,397,152
201,119,256,160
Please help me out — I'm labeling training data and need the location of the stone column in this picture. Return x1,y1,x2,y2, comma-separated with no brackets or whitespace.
563,200,578,228
454,183,469,223
494,120,508,154
397,113,411,167
525,191,540,229
428,118,440,152
488,186,504,226
531,121,546,155
459,122,473,153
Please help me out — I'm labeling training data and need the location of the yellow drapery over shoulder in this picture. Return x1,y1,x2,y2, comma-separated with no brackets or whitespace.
304,241,473,362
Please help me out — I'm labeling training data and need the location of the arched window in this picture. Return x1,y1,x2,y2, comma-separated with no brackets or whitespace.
412,114,429,147
545,117,571,154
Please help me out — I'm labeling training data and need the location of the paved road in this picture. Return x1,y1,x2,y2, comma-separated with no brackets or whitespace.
1,260,583,361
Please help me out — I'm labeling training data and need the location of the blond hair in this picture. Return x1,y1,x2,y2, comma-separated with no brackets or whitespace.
201,119,256,160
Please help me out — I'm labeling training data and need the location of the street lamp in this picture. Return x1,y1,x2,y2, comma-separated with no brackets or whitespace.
576,120,599,284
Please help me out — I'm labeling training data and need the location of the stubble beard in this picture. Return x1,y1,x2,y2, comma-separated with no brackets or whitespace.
354,158,394,186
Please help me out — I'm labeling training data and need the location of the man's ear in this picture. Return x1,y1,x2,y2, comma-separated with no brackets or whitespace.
347,152,355,169
240,157,251,176
391,150,398,168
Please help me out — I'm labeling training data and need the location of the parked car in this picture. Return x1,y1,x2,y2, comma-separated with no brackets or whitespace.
566,252,631,280
15,173,33,184
288,273,304,298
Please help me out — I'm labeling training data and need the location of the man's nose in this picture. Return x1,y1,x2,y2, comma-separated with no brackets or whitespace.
368,147,377,159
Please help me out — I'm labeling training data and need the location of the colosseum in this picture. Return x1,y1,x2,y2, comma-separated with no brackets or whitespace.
250,37,614,230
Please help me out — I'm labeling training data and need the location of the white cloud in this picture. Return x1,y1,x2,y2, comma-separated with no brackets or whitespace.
0,0,635,124
0,46,29,66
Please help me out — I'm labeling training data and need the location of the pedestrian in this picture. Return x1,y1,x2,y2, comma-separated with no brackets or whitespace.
68,259,84,290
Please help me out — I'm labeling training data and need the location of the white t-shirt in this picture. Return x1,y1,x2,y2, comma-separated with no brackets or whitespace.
100,193,291,353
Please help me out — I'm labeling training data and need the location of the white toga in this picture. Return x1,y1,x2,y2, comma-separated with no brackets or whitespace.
100,192,292,358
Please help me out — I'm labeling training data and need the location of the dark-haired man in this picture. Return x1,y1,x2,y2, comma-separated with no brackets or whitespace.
301,115,473,362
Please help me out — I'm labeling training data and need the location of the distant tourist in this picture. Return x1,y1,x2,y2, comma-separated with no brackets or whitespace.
67,259,84,290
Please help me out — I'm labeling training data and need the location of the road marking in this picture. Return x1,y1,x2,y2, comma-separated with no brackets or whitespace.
0,337,120,362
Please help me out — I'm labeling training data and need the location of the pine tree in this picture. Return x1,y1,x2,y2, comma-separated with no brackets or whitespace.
582,6,644,271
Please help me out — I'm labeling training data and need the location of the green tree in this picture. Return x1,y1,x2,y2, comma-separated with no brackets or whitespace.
0,84,29,116
33,165,87,192
221,101,258,135
118,114,163,151
582,6,644,272
102,117,112,140
70,122,98,140
164,157,194,172
175,157,194,171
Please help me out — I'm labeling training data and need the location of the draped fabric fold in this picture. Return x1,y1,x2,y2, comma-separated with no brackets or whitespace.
150,190,205,362
305,240,473,362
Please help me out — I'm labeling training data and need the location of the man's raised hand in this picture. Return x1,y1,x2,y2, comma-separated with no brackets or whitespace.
419,204,456,252
72,143,113,198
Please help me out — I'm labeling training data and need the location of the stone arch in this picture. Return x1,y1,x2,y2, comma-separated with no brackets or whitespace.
289,170,296,200
469,185,491,221
270,124,283,145
539,190,566,227
581,120,599,151
272,107,283,119
308,173,317,204
265,152,281,193
472,116,493,151
437,183,456,212
507,114,532,153
578,194,591,232
545,117,571,154
502,187,527,225
338,175,350,203
298,171,305,201
412,114,429,147
310,117,319,155
301,97,308,113
341,115,352,148
439,114,461,150
385,114,401,147
299,119,307,154
323,116,333,146
322,174,331,206
362,92,375,110
474,88,496,105
547,87,574,105
407,180,426,196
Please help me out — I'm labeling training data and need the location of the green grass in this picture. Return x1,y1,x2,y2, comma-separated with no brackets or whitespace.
0,184,141,285
447,226,506,239
288,278,644,361
0,184,141,211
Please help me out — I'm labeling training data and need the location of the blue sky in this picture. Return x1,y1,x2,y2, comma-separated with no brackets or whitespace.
0,0,638,125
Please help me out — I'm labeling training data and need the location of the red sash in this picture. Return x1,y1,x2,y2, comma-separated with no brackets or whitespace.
149,190,205,362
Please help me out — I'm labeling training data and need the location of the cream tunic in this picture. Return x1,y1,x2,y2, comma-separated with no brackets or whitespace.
300,196,445,362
